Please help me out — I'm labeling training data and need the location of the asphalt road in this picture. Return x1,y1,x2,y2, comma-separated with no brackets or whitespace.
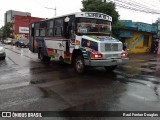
0,45,160,120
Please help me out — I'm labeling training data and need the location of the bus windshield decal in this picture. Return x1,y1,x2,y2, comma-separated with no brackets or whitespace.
77,23,110,34
77,18,111,35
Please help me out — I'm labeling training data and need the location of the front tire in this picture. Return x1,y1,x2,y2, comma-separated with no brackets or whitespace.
105,65,117,72
74,55,86,74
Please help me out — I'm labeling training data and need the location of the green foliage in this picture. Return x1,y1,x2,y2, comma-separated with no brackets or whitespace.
81,0,123,38
81,0,119,24
152,22,158,27
112,21,125,38
2,22,13,39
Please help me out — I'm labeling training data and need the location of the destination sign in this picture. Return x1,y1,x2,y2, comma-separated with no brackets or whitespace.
75,12,112,21
85,13,112,21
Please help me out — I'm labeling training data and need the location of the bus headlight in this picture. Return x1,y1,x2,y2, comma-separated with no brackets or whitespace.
90,53,103,59
121,50,127,57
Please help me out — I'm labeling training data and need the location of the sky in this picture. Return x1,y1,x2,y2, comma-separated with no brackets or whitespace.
1,0,160,27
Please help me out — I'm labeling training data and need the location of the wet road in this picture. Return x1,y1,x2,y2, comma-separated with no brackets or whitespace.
0,45,160,119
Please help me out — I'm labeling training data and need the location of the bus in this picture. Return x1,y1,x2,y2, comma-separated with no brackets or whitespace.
29,12,128,74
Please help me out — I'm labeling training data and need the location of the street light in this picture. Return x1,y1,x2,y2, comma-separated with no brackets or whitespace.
26,12,31,39
26,12,31,24
44,7,57,17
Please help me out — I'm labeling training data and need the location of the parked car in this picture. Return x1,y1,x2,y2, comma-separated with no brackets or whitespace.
16,38,29,48
4,38,12,44
0,44,6,60
11,39,18,46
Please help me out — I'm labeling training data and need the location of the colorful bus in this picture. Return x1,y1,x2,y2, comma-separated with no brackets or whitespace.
29,12,128,74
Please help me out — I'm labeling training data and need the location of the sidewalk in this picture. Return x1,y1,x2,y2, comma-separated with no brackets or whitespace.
128,53,158,59
117,52,160,78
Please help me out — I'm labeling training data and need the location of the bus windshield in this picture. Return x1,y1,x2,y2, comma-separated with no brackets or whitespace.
77,18,111,35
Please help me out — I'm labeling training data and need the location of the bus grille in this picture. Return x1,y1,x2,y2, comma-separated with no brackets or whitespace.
100,43,122,52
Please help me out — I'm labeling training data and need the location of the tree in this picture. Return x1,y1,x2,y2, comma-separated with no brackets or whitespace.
2,22,13,40
81,0,124,38
112,21,125,38
81,0,119,24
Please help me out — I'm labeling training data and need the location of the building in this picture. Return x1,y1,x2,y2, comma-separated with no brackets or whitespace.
4,10,44,39
13,15,44,39
5,10,31,24
119,20,157,53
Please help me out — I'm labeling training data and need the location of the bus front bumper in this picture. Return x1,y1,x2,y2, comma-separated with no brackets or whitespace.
84,58,129,67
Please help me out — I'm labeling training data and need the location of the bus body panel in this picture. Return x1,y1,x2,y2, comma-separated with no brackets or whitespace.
45,39,66,61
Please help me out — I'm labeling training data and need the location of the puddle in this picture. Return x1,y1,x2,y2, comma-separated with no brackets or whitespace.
30,78,49,84
38,87,54,98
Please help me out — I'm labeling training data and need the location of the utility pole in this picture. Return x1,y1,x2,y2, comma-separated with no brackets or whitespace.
44,6,57,17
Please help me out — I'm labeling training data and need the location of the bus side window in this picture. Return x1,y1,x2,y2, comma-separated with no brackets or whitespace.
40,22,47,36
54,27,63,36
54,18,63,37
46,20,54,36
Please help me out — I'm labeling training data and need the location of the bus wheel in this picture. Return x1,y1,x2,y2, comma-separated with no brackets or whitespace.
74,55,86,74
39,48,50,62
104,65,117,72
39,49,45,61
46,57,51,62
38,48,45,62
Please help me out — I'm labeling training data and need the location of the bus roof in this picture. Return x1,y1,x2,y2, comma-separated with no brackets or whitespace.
31,12,112,23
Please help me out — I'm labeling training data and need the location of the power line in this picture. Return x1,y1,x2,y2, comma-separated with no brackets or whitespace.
113,0,158,13
137,0,160,8
110,0,160,14
113,0,158,12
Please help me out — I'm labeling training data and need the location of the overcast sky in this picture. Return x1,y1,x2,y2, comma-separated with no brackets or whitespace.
0,0,160,27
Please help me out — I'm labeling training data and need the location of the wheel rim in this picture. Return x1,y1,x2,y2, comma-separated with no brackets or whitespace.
76,59,84,72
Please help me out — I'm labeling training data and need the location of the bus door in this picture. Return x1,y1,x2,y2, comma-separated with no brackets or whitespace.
63,16,75,57
63,17,70,58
